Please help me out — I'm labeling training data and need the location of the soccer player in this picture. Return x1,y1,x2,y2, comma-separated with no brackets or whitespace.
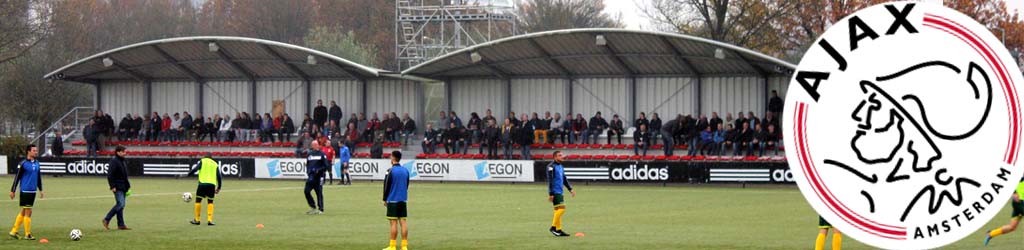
815,216,841,250
8,144,42,240
382,151,410,250
338,139,352,185
983,175,1024,246
547,151,576,237
187,153,222,226
320,136,336,185
304,141,330,215
103,146,131,230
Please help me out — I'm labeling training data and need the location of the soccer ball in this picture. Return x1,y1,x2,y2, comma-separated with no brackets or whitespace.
69,228,82,241
182,192,192,203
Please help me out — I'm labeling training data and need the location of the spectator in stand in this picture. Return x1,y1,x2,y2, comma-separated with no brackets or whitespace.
570,114,587,144
368,113,382,140
747,111,760,132
634,112,649,131
751,124,767,157
311,124,321,141
586,112,608,144
649,113,662,145
85,120,99,157
720,124,737,156
357,113,369,142
518,114,534,160
299,113,313,136
764,124,780,156
421,123,439,154
450,111,463,129
606,114,625,145
534,112,551,144
344,123,358,150
329,100,343,129
443,122,465,154
370,128,385,159
295,131,312,157
218,115,231,142
688,115,708,156
501,118,515,159
169,113,182,141
710,112,722,132
161,113,172,141
661,115,681,156
346,113,358,132
509,112,520,127
230,113,242,142
140,115,151,141
724,113,734,129
313,99,328,128
712,124,726,155
677,115,693,148
118,114,132,141
768,90,784,118
52,130,65,157
467,112,481,144
198,117,212,142
693,126,713,156
482,109,497,128
131,113,143,140
734,123,752,156
388,113,402,142
401,113,416,145
633,124,651,156
528,113,544,144
251,113,264,142
764,112,780,134
734,112,747,133
550,113,567,144
180,112,193,141
481,119,499,159
437,111,450,132
272,114,283,142
323,121,337,142
261,113,275,143
282,113,296,142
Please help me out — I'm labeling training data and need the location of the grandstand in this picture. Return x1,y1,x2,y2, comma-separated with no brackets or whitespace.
41,29,794,163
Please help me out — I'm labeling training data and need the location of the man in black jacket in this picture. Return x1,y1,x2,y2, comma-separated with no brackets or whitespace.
606,114,625,145
280,113,296,142
661,116,681,156
103,146,131,230
85,120,99,157
768,90,783,117
329,101,343,130
313,99,328,128
401,113,416,145
517,114,534,160
421,123,439,154
481,120,500,159
586,112,608,144
51,131,64,158
633,124,651,156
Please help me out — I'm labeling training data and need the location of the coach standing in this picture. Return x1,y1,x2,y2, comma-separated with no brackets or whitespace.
661,116,681,156
314,100,328,128
304,141,330,215
103,146,131,230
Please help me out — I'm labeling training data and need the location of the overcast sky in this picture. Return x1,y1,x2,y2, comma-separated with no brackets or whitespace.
603,0,1024,31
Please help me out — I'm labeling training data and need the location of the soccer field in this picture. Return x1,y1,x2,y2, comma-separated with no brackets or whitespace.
0,176,1020,249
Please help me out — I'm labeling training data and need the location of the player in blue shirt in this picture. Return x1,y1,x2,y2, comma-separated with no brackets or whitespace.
547,151,576,237
9,144,42,240
304,141,330,215
338,140,352,185
382,151,410,250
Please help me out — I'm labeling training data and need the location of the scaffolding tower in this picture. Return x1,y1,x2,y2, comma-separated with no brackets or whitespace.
396,0,517,71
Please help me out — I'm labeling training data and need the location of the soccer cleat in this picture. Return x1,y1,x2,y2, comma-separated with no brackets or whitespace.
207,222,215,226
22,234,35,240
401,246,408,250
556,230,571,237
984,232,992,246
315,210,324,215
549,226,559,236
306,208,318,215
189,219,201,225
8,232,20,240
382,246,396,250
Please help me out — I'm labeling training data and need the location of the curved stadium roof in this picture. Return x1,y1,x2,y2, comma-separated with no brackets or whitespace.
402,28,796,79
44,36,386,83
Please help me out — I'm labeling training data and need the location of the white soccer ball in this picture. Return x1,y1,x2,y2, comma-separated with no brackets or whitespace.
182,192,193,203
69,228,82,241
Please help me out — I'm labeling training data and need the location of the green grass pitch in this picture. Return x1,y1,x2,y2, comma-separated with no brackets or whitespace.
0,176,1021,249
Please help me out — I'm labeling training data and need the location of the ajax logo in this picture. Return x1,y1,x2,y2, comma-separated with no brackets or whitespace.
785,2,1024,249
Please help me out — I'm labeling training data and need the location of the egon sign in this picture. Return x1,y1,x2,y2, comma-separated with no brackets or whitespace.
785,3,1024,249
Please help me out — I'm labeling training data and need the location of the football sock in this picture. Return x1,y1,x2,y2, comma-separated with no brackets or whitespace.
23,217,30,235
552,208,565,230
389,240,397,247
832,232,842,250
10,214,23,234
207,204,215,222
814,232,826,250
990,228,1004,237
194,203,201,221
401,239,408,247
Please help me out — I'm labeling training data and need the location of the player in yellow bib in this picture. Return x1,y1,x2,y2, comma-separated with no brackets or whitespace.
983,176,1024,246
187,153,222,226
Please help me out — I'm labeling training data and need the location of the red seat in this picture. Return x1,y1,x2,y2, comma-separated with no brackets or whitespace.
651,144,663,150
616,155,630,160
694,155,706,161
567,155,580,160
655,155,667,161
383,153,391,158
580,155,593,160
642,155,655,161
554,144,565,149
566,144,578,149
630,155,642,160
667,155,681,161
594,155,606,160
614,144,626,149
590,144,603,149
681,155,693,161
601,144,614,149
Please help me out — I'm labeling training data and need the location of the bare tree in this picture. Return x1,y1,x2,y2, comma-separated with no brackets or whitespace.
639,0,796,57
517,0,625,33
0,0,52,65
